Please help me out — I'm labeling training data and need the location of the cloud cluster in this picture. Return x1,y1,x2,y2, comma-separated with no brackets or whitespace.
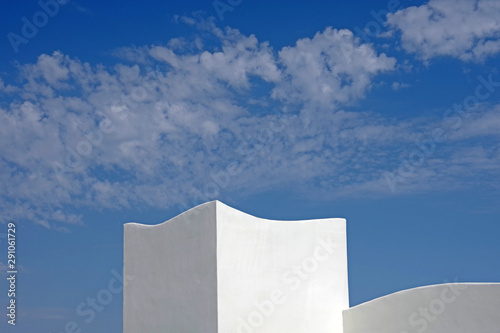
387,0,500,61
0,17,499,229
273,27,395,107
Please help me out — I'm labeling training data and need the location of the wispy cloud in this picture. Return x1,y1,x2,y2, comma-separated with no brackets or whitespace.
391,82,410,90
387,0,500,62
0,17,498,228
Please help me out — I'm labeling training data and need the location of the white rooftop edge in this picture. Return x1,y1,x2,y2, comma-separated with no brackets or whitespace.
343,282,500,333
124,200,348,333
123,200,500,333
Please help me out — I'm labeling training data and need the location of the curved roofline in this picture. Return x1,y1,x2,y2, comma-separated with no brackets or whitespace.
347,282,500,310
216,200,346,223
125,200,217,228
125,200,346,228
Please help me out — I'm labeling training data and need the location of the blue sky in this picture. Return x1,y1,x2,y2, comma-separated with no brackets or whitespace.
0,0,499,332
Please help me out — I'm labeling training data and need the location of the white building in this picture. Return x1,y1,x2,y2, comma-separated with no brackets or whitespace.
124,201,500,333
343,283,500,333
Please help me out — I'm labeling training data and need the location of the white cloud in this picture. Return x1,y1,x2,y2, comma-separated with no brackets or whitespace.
447,104,500,140
0,78,18,94
391,82,410,90
387,0,500,61
21,51,71,87
272,27,396,108
112,46,150,64
0,19,498,229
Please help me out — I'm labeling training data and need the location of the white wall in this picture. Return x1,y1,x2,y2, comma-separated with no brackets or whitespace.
216,201,348,333
124,202,218,333
124,201,349,333
343,283,500,333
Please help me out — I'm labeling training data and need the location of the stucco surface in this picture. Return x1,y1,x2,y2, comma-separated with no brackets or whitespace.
124,202,218,333
124,201,349,333
216,202,348,333
343,283,500,333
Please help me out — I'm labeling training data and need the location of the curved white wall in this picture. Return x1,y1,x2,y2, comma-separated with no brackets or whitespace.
124,201,349,333
343,283,500,333
216,201,348,333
